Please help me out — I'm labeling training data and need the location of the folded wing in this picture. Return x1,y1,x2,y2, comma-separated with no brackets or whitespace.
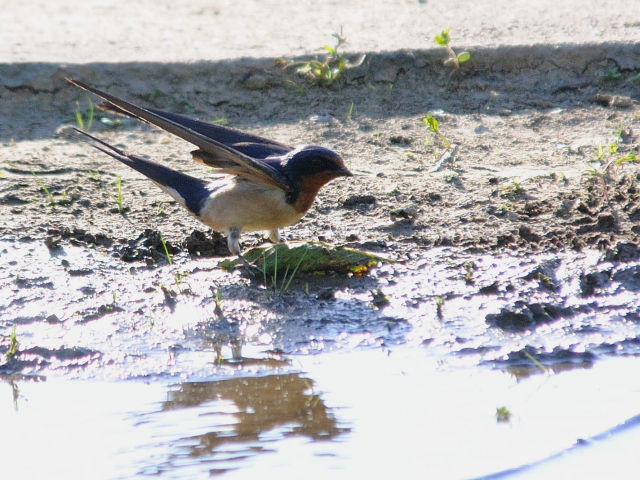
68,79,293,192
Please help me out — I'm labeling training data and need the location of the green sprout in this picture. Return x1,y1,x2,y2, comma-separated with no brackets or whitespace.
88,170,103,184
603,67,622,82
498,202,513,213
496,406,511,423
263,245,308,296
464,261,476,284
445,172,459,183
284,28,366,87
103,292,118,313
584,134,638,202
422,114,452,150
160,235,173,265
347,101,355,121
549,171,568,184
7,326,19,359
502,177,524,197
522,349,550,375
75,98,95,131
285,79,307,95
148,88,163,103
173,271,192,294
160,234,193,294
435,28,471,69
114,175,124,213
31,171,55,206
156,202,167,216
436,296,445,319
213,287,224,319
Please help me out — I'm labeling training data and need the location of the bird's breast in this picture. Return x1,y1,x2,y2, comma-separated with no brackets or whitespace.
197,178,305,233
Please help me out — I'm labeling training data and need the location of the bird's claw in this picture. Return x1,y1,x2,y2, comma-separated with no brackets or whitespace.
237,254,264,278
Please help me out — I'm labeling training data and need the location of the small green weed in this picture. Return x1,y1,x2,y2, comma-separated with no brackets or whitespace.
435,28,471,69
103,292,118,313
88,170,103,184
502,178,524,197
31,171,55,206
436,296,445,319
114,175,124,213
445,172,459,183
464,261,476,284
148,88,164,103
584,134,638,201
422,114,452,150
549,171,568,184
285,79,307,95
160,234,193,294
263,246,308,296
284,28,366,87
213,287,224,319
173,271,192,293
496,406,511,423
75,98,95,131
160,235,173,265
602,67,622,82
156,202,167,216
211,117,230,126
7,326,19,359
498,202,513,213
522,349,550,375
346,102,355,121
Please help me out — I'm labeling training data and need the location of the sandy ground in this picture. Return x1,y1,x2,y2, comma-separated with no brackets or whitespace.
2,0,640,64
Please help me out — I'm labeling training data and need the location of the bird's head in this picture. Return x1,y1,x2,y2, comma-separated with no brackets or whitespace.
282,145,353,189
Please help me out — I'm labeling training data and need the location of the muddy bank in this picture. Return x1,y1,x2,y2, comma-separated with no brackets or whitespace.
2,41,640,379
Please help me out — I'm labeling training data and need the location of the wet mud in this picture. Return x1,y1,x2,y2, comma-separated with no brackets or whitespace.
2,45,640,379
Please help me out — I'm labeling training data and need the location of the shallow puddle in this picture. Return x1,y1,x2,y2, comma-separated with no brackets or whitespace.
2,350,640,479
4,238,640,477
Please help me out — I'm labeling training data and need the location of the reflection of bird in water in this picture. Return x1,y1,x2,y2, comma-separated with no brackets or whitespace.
154,373,348,470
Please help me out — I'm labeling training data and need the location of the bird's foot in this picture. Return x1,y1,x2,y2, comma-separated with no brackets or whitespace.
237,254,264,278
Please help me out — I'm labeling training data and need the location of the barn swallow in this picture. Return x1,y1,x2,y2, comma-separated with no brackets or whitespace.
67,79,352,258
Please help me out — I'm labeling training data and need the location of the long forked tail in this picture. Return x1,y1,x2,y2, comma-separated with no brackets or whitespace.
71,128,214,215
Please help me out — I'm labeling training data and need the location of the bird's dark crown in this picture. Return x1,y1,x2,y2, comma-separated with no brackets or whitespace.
281,145,351,181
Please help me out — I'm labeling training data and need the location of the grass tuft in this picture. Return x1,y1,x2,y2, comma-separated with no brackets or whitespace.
31,171,56,206
75,98,95,131
263,245,309,296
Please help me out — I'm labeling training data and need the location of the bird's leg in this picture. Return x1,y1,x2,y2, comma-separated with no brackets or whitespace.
227,227,263,277
227,227,243,257
267,228,282,244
